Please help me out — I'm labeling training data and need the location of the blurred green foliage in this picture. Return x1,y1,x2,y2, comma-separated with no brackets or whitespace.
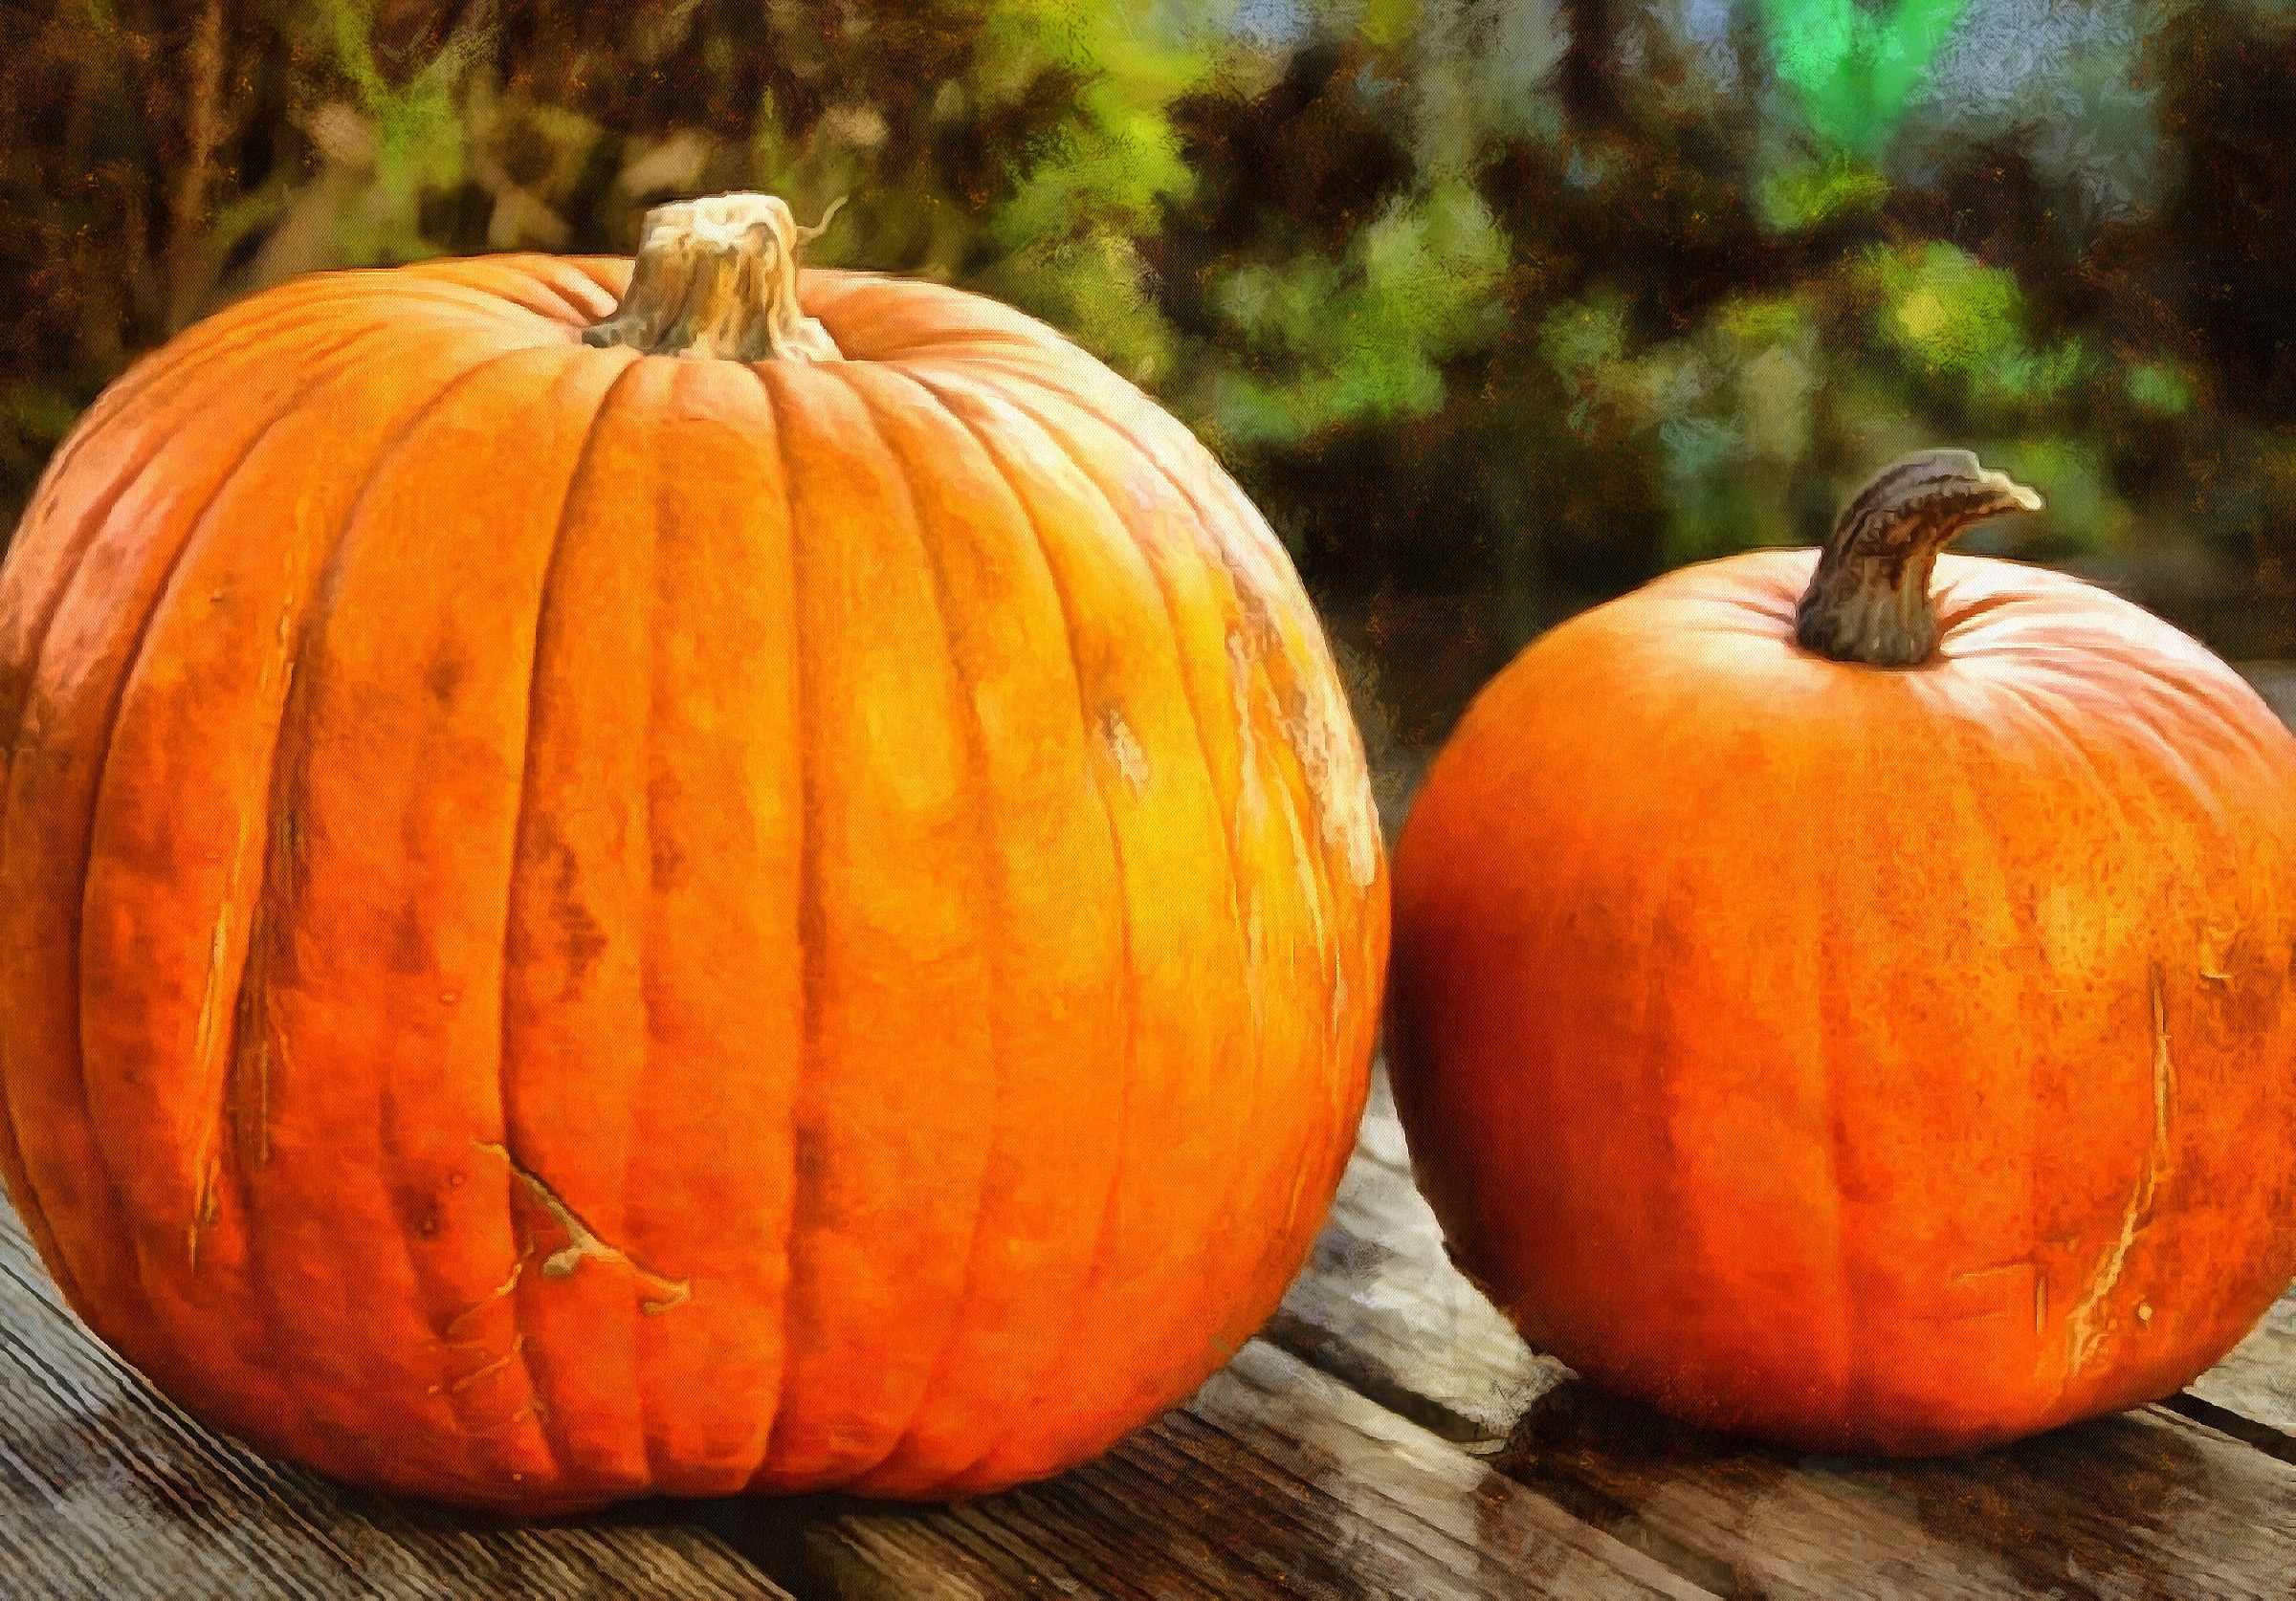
9,0,2296,678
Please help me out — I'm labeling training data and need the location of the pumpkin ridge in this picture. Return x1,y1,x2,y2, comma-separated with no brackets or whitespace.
897,361,1261,1458
0,385,192,1298
1808,720,1863,1434
560,256,627,299
2,310,404,748
2086,644,2293,782
1109,423,1358,1263
146,281,590,472
140,277,601,389
28,281,509,472
938,351,1380,908
239,341,565,1492
832,365,1010,1487
413,255,618,326
394,259,602,328
716,355,797,1488
137,324,445,1271
916,370,1258,1010
973,359,1348,1327
57,323,428,1352
750,357,814,1487
264,344,585,1494
888,369,1138,1486
489,348,646,1497
628,361,671,1485
0,377,227,1305
962,376,1283,1412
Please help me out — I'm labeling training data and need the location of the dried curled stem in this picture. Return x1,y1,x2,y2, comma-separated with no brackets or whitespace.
1795,450,2043,668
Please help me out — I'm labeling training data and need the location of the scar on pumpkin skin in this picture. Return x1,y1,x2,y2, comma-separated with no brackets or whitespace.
470,1397,549,1437
444,1254,529,1342
1098,707,1149,794
2065,964,2175,1374
474,1140,692,1314
185,1163,222,1269
2198,923,2238,983
428,1335,527,1397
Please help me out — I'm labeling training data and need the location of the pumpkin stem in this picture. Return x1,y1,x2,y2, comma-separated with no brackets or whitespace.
1794,450,2042,667
583,191,845,362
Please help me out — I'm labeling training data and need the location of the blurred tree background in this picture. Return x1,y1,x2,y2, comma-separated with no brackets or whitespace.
6,0,2295,753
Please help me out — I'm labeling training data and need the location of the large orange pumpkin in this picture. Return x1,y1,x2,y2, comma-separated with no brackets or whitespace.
1391,450,2296,1455
0,193,1387,1510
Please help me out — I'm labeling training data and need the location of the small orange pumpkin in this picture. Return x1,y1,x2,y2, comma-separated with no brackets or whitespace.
0,193,1387,1510
1391,450,2296,1454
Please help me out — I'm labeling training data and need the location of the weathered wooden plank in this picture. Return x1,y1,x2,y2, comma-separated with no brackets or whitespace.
705,1339,1707,1600
0,1206,786,1601
1272,1087,2296,1601
4,1185,1695,1601
1272,1103,1558,1451
2179,1287,2296,1460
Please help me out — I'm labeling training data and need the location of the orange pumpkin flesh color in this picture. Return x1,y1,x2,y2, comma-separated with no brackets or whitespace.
1391,450,2296,1456
0,193,1387,1511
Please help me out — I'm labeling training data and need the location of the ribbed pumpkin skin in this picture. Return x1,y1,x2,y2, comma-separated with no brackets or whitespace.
0,256,1387,1511
1391,550,2296,1455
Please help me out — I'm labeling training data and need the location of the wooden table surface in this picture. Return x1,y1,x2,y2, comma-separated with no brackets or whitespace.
8,661,2296,1600
2,1065,2292,1601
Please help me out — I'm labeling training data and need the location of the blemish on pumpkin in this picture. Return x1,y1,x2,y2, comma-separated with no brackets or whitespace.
475,1139,691,1314
2065,965,2175,1374
425,652,467,707
231,1028,274,1171
387,903,431,976
2136,1302,2153,1325
1280,674,1380,893
1217,576,1378,892
651,831,686,889
2198,923,2237,983
1951,1260,2030,1284
540,833,610,990
265,800,313,941
192,906,233,1088
1099,707,1150,794
1227,633,1266,822
185,1164,222,1269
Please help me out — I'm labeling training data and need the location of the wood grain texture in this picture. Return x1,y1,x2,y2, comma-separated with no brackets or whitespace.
2178,1288,2296,1460
0,1207,785,1601
703,1340,1705,1600
2,1184,1695,1601
1272,1081,2296,1601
